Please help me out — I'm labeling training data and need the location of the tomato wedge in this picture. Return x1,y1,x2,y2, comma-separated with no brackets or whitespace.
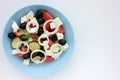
45,56,54,62
43,11,53,21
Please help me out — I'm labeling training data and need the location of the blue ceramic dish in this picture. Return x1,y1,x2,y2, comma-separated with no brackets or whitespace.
2,5,74,76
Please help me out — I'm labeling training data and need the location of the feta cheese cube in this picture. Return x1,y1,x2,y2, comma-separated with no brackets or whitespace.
63,43,69,51
43,41,49,51
26,11,34,20
51,54,60,60
46,50,62,59
46,50,52,56
43,41,49,45
12,49,19,55
50,22,56,29
21,16,28,23
56,33,64,40
12,21,19,32
54,17,63,27
23,59,30,65
44,46,49,51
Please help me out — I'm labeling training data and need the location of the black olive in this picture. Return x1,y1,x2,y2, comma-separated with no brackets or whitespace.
51,34,57,42
59,39,66,45
19,22,27,29
41,38,47,41
35,10,43,19
37,18,45,24
40,46,45,51
38,27,44,35
8,32,16,39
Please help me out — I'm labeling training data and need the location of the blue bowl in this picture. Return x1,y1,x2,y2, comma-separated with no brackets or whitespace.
2,5,74,76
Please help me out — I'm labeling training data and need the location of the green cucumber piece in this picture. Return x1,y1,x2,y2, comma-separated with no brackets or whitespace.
20,34,38,40
11,37,21,49
28,41,40,51
20,34,31,41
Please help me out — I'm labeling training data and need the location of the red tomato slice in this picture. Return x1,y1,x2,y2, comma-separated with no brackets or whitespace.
43,11,53,21
48,39,54,46
46,22,51,31
58,26,65,33
14,30,22,37
45,56,54,62
40,23,51,31
20,46,27,52
32,38,38,41
40,24,44,28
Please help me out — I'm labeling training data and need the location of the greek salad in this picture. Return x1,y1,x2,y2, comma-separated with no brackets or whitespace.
8,9,68,65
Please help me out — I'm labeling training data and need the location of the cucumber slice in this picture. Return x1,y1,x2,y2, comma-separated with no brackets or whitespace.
28,41,40,51
11,37,21,49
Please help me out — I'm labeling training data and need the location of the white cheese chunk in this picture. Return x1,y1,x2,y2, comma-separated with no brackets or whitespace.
43,41,49,51
23,59,30,65
54,17,63,27
56,32,64,40
21,16,28,23
63,43,69,51
12,49,19,55
46,50,52,56
50,22,56,29
46,50,60,59
44,45,49,51
12,21,19,32
51,54,60,59
43,41,49,45
26,11,34,20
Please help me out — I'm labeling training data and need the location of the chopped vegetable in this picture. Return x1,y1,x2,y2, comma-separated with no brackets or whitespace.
11,37,21,49
28,41,40,51
43,11,53,20
45,56,54,62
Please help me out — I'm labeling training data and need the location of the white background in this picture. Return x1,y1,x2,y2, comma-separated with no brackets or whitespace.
0,0,120,80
